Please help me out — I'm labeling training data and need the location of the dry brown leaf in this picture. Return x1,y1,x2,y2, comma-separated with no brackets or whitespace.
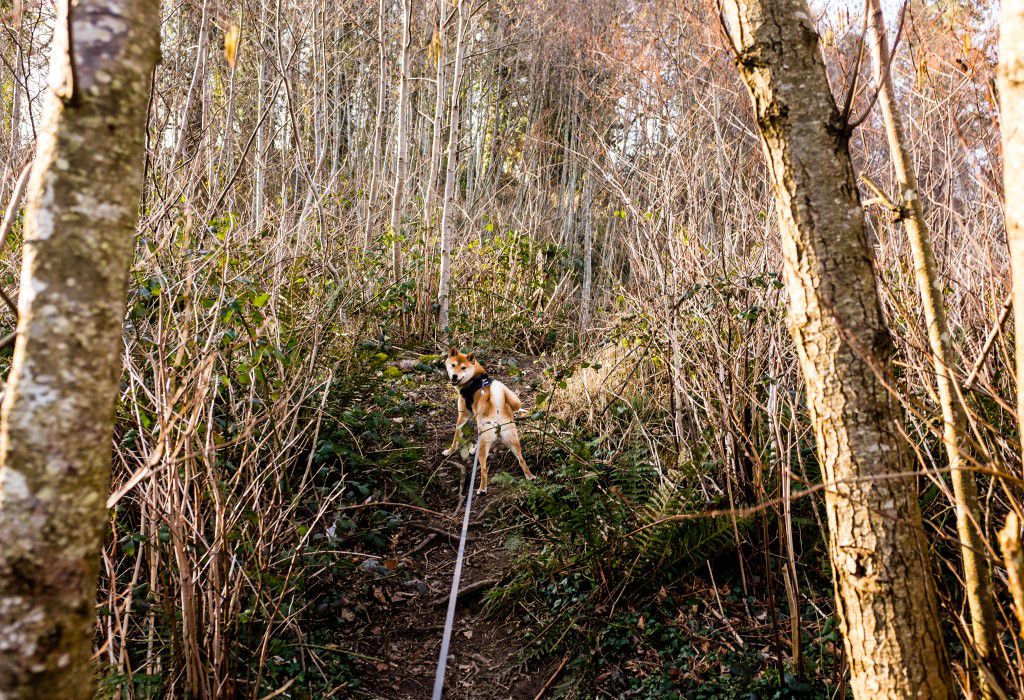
224,23,240,69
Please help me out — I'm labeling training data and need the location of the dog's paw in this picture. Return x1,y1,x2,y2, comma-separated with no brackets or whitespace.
476,488,487,496
442,447,454,456
524,473,537,481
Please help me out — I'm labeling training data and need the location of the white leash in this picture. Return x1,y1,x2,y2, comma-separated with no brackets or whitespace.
431,437,481,700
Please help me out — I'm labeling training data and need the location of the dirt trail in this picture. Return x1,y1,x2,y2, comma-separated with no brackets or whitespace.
355,354,553,700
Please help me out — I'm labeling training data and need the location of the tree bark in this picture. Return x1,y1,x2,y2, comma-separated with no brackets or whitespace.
580,169,593,331
437,0,468,333
998,512,1024,640
389,0,412,280
423,0,448,222
363,0,388,251
721,0,953,696
1001,0,1024,484
865,1,999,694
0,0,160,696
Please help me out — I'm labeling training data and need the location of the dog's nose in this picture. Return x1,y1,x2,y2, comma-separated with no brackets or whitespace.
450,376,459,385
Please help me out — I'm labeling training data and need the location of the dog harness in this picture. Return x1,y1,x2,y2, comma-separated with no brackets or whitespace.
459,373,492,412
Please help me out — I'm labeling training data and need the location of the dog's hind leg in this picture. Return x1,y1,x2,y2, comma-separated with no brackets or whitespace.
476,429,495,495
501,425,534,480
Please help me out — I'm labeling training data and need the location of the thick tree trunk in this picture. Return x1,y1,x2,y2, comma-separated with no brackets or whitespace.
865,1,999,694
0,0,160,697
1002,0,1024,477
721,0,954,697
999,513,1024,640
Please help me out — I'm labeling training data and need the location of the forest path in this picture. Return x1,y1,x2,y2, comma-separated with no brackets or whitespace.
354,353,553,699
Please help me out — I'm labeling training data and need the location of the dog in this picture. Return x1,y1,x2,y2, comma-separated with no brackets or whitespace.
442,347,534,494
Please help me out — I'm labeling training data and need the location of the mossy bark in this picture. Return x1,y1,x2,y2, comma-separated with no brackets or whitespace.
722,0,953,696
0,0,160,696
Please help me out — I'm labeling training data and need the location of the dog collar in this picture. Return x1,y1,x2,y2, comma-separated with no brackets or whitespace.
459,373,492,410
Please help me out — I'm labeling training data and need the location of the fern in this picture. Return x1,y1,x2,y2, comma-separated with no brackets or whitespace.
632,472,753,577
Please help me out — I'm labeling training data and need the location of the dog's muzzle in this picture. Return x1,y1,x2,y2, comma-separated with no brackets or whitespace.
450,376,460,385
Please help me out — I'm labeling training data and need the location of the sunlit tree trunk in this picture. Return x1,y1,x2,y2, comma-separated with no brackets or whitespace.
0,0,160,697
174,0,208,166
254,0,269,231
865,1,999,693
722,0,954,696
437,0,468,333
389,0,412,280
6,17,23,166
1001,0,1024,477
423,0,448,222
580,169,593,330
364,0,387,250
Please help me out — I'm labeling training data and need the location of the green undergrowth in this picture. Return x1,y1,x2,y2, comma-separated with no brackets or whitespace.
477,359,845,698
98,337,447,698
261,342,445,696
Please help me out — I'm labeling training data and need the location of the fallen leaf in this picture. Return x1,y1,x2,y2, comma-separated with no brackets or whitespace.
224,23,240,68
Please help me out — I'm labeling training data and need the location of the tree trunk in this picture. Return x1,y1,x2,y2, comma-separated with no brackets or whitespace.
254,0,269,231
363,0,387,251
0,0,160,696
423,0,448,222
174,0,208,166
389,0,412,280
580,169,593,331
865,1,999,693
437,0,468,334
721,0,954,696
998,513,1024,641
1001,0,1024,484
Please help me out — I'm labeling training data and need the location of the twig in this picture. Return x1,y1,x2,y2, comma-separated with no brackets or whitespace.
411,522,464,541
0,162,32,318
258,678,296,700
403,532,437,558
964,292,1012,391
430,577,500,606
0,161,30,255
533,655,569,700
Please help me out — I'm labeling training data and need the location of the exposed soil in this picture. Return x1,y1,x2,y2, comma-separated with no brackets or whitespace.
351,354,554,700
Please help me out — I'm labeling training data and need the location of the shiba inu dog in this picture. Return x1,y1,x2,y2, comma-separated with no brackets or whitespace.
443,347,534,494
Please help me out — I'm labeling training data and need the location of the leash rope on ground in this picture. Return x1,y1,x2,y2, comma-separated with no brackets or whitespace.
431,436,482,700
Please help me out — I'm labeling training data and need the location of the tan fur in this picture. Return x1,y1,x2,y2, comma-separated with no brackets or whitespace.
443,347,534,494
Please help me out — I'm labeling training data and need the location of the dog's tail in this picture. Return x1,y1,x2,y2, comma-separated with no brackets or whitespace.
491,382,523,413
504,386,523,412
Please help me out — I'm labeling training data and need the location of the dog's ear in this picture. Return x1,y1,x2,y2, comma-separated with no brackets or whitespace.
467,352,476,363
447,346,458,357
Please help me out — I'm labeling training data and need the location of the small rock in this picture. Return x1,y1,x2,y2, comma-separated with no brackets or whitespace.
360,558,391,577
784,673,812,693
402,579,428,595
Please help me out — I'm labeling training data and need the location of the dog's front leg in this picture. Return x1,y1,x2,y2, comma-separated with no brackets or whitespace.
442,396,471,456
